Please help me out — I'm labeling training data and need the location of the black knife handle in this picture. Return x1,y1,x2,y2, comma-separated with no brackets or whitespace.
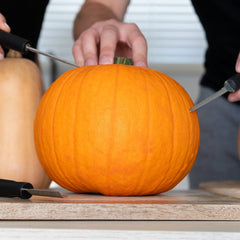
0,29,31,53
0,179,33,199
225,73,240,92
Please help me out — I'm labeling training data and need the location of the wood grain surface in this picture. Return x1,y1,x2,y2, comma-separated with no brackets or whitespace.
200,181,240,199
1,189,240,220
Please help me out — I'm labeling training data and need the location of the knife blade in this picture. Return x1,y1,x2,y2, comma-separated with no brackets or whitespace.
0,29,78,68
0,179,63,199
190,73,240,112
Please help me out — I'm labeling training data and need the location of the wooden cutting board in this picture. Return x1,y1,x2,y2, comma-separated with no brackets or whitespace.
1,189,240,220
200,180,240,199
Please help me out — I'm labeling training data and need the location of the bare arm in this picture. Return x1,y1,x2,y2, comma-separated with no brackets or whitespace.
72,0,148,67
73,0,129,40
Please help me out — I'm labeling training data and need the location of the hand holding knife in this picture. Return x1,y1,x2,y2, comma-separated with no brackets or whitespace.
190,73,240,112
0,29,78,68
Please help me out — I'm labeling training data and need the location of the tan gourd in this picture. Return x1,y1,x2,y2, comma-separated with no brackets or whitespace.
0,50,51,189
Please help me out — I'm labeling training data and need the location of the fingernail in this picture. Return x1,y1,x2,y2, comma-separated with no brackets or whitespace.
0,53,4,60
99,56,112,65
85,59,96,66
135,61,147,67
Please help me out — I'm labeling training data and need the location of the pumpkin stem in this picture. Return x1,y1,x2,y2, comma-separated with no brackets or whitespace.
6,49,22,58
114,57,133,65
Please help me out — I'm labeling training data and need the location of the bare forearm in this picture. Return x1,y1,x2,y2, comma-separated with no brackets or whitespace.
73,0,129,40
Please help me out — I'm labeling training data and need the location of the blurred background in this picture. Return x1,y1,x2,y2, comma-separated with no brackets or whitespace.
38,0,207,190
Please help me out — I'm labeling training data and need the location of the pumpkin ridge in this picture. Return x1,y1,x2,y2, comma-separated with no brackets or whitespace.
170,78,199,189
51,70,79,190
170,80,192,187
35,92,52,180
133,68,151,195
34,73,70,184
73,67,98,192
164,74,194,191
154,71,175,192
182,91,196,181
162,76,188,190
157,71,176,192
181,87,199,175
105,64,119,195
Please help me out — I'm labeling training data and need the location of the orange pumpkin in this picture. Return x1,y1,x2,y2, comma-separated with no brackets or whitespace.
34,63,200,196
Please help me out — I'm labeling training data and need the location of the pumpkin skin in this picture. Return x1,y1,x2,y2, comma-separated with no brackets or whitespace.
34,64,200,196
0,57,51,189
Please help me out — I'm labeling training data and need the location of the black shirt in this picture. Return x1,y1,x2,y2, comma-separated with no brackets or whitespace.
191,0,240,94
0,0,49,61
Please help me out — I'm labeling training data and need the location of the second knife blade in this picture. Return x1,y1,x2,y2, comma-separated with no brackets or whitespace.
22,188,63,198
190,73,240,112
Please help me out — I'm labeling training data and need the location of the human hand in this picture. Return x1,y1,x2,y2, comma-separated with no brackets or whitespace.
72,19,148,67
0,13,10,59
228,52,240,102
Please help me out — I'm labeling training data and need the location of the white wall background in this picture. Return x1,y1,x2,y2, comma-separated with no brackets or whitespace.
38,0,206,64
38,0,207,190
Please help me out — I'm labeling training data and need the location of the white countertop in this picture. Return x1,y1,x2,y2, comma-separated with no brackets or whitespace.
0,221,240,240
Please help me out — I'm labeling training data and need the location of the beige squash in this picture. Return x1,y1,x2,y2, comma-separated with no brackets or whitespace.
0,50,51,189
